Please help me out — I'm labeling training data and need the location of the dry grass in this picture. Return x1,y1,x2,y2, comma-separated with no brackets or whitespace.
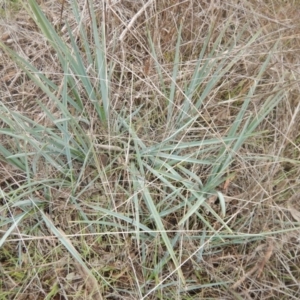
1,0,300,299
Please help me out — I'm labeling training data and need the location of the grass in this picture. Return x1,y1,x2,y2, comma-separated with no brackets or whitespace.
1,0,300,299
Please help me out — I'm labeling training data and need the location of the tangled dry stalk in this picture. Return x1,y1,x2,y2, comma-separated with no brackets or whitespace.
1,0,300,299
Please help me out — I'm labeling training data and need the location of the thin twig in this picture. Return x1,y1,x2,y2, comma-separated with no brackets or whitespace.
59,0,65,29
119,0,155,42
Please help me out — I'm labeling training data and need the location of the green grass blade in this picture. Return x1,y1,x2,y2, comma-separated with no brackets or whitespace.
0,212,27,248
168,20,183,122
88,0,109,121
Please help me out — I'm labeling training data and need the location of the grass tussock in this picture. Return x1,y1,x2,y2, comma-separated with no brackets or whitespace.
1,0,300,299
